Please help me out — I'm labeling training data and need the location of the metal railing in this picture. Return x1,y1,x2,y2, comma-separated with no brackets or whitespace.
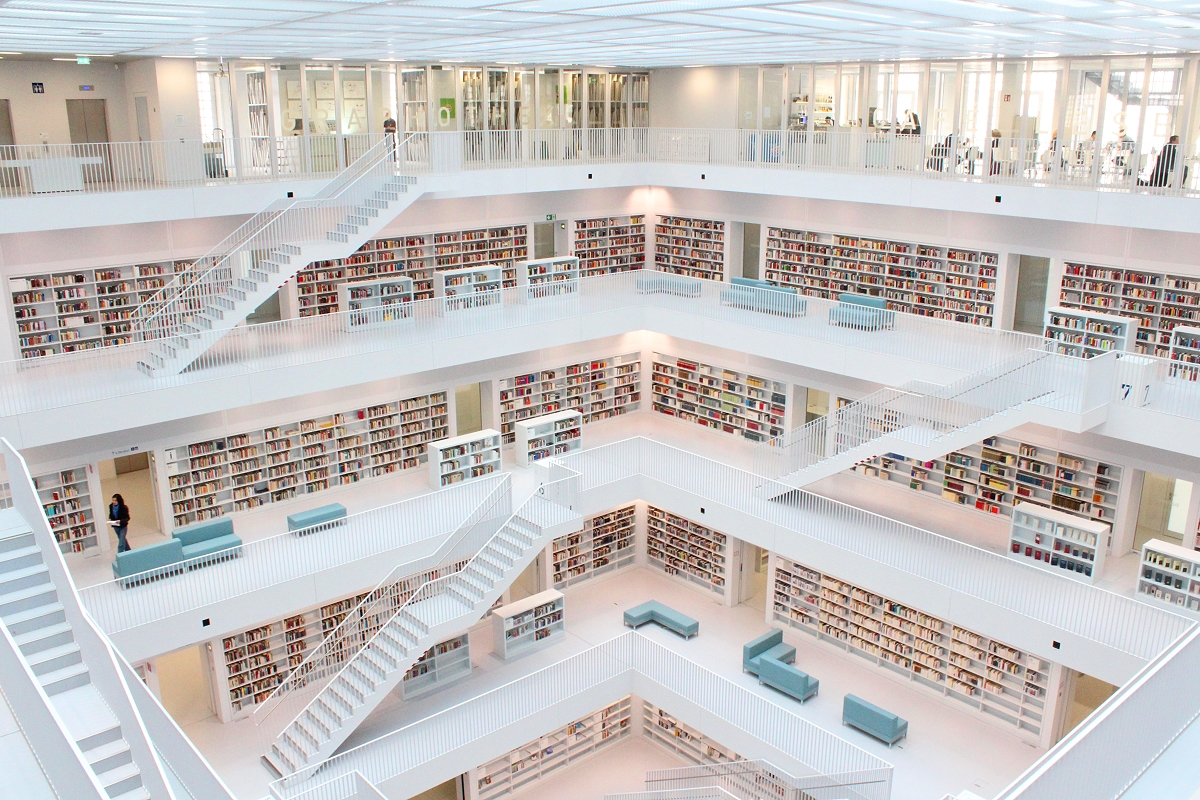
4,129,1197,198
77,475,507,634
556,437,1193,662
248,473,513,741
268,631,892,799
644,760,893,800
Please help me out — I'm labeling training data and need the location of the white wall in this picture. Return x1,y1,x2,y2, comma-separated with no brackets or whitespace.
649,67,739,129
0,59,131,144
153,59,202,142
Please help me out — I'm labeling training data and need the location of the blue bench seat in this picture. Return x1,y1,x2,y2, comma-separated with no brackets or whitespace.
111,516,244,589
112,539,184,584
173,517,243,566
287,503,348,533
635,273,703,298
843,694,908,746
828,292,894,331
758,655,819,704
623,600,699,639
742,629,796,676
720,278,806,317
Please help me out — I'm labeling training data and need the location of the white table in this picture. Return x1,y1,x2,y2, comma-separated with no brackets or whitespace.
6,156,105,193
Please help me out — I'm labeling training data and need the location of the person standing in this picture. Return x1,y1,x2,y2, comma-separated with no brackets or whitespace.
1145,135,1180,187
108,494,130,553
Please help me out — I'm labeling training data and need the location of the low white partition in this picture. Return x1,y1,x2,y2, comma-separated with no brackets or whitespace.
339,276,414,330
514,409,582,467
429,430,503,489
435,265,504,313
516,256,580,299
491,589,565,660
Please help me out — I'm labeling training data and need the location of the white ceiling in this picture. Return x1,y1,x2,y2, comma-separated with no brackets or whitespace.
3,0,1200,66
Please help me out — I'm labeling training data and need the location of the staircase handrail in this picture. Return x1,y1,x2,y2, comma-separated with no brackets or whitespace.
644,759,893,800
260,465,580,768
134,134,413,340
250,471,512,732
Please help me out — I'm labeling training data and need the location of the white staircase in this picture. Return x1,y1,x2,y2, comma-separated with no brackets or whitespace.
262,498,581,777
756,349,1079,491
0,509,153,800
134,136,422,378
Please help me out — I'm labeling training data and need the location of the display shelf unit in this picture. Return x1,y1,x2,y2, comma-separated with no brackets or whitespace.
1043,307,1133,359
217,611,324,720
498,352,641,445
429,429,502,489
34,467,98,555
516,256,580,299
1169,325,1200,381
646,506,726,596
851,434,1122,526
491,589,565,660
1138,539,1200,613
435,265,504,313
401,633,472,699
9,260,194,357
468,697,631,800
654,215,725,280
551,504,636,589
514,410,582,467
772,554,1052,742
573,215,646,276
1009,502,1109,583
764,227,998,326
294,226,528,315
164,391,449,527
1058,262,1200,358
642,700,740,764
651,353,786,442
338,276,414,330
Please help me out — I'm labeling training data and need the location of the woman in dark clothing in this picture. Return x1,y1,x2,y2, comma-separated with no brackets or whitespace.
109,494,131,553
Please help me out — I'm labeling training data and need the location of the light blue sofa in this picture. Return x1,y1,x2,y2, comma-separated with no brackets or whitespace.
742,629,797,676
843,694,908,746
759,654,819,703
287,502,348,533
635,273,703,298
623,600,699,639
112,539,185,584
720,277,806,317
828,292,894,331
173,518,243,564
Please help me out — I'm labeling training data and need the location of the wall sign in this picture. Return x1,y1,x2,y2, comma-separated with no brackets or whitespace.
78,85,94,92
31,82,44,94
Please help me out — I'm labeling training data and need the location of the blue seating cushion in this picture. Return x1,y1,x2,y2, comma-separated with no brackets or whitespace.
287,503,348,531
838,292,888,310
743,628,783,671
635,274,703,297
759,656,818,702
173,518,234,547
843,694,908,744
623,600,699,637
731,277,798,295
180,533,243,561
624,602,656,626
749,642,797,674
112,539,184,578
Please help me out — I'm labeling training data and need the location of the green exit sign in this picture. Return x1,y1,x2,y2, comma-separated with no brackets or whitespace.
545,214,555,221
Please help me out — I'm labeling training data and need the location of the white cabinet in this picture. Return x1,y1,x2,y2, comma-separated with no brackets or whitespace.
516,256,580,299
434,265,504,313
1169,325,1200,381
428,429,502,489
1009,501,1109,583
1138,539,1200,613
1044,306,1133,359
514,409,582,467
491,589,565,660
338,276,414,330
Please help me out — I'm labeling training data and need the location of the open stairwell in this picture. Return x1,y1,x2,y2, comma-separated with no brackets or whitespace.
0,508,153,799
263,497,581,777
756,348,1100,493
135,137,423,378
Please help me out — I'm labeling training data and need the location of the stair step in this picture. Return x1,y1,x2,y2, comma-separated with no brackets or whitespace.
0,563,49,594
0,583,58,616
109,787,150,800
4,601,65,635
27,642,82,676
0,543,40,571
13,621,73,655
96,760,142,796
39,661,90,695
85,738,133,774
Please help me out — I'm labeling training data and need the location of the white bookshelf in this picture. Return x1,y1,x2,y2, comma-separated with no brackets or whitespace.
1044,307,1133,359
551,504,636,589
646,505,726,596
34,466,101,555
573,215,646,276
429,429,502,489
764,227,998,326
654,215,725,280
434,264,505,313
516,256,580,299
491,589,565,660
852,434,1123,526
164,391,449,527
401,633,472,699
1137,539,1200,613
499,352,642,445
642,700,740,764
515,410,582,467
468,697,631,800
338,276,414,330
771,554,1053,743
1169,325,1200,381
1009,502,1108,583
650,353,787,443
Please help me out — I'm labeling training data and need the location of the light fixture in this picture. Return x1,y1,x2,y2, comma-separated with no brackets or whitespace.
53,57,77,61
378,57,406,62
240,56,274,60
684,64,706,68
311,57,342,61
193,36,208,41
0,52,22,55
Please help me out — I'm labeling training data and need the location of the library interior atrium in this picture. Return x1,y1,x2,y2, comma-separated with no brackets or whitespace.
5,2,1200,800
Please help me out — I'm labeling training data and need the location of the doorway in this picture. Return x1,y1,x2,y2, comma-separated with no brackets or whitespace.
0,99,13,146
534,221,556,259
66,98,110,144
1013,255,1050,335
792,385,830,426
454,382,484,436
1055,669,1117,742
739,542,768,609
741,222,761,279
98,453,166,552
155,645,215,726
134,95,152,142
1134,471,1194,550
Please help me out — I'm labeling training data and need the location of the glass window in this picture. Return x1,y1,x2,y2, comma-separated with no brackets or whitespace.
1101,57,1146,182
631,74,649,127
838,65,860,127
737,66,758,129
1026,62,1062,146
563,70,582,129
609,73,628,128
868,63,895,129
897,64,924,133
761,68,784,130
401,68,428,133
236,65,270,140
460,68,484,132
813,66,836,130
430,67,455,131
929,63,959,140
586,72,605,128
959,62,995,150
1063,60,1103,169
339,66,368,136
370,65,397,136
487,68,509,131
306,66,336,135
787,66,811,131
538,69,560,129
277,66,302,137
1141,57,1186,185
514,70,534,130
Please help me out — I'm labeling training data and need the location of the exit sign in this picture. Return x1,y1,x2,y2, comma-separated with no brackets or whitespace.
545,214,556,221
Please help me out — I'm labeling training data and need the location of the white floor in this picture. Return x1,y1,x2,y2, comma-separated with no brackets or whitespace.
180,566,1042,800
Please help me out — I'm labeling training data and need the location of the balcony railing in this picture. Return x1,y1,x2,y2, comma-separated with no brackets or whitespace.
2,129,1197,199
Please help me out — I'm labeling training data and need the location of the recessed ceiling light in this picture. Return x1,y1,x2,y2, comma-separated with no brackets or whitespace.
684,64,706,68
53,57,77,61
311,57,342,61
0,52,22,55
240,56,274,60
379,57,406,62
193,36,208,41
